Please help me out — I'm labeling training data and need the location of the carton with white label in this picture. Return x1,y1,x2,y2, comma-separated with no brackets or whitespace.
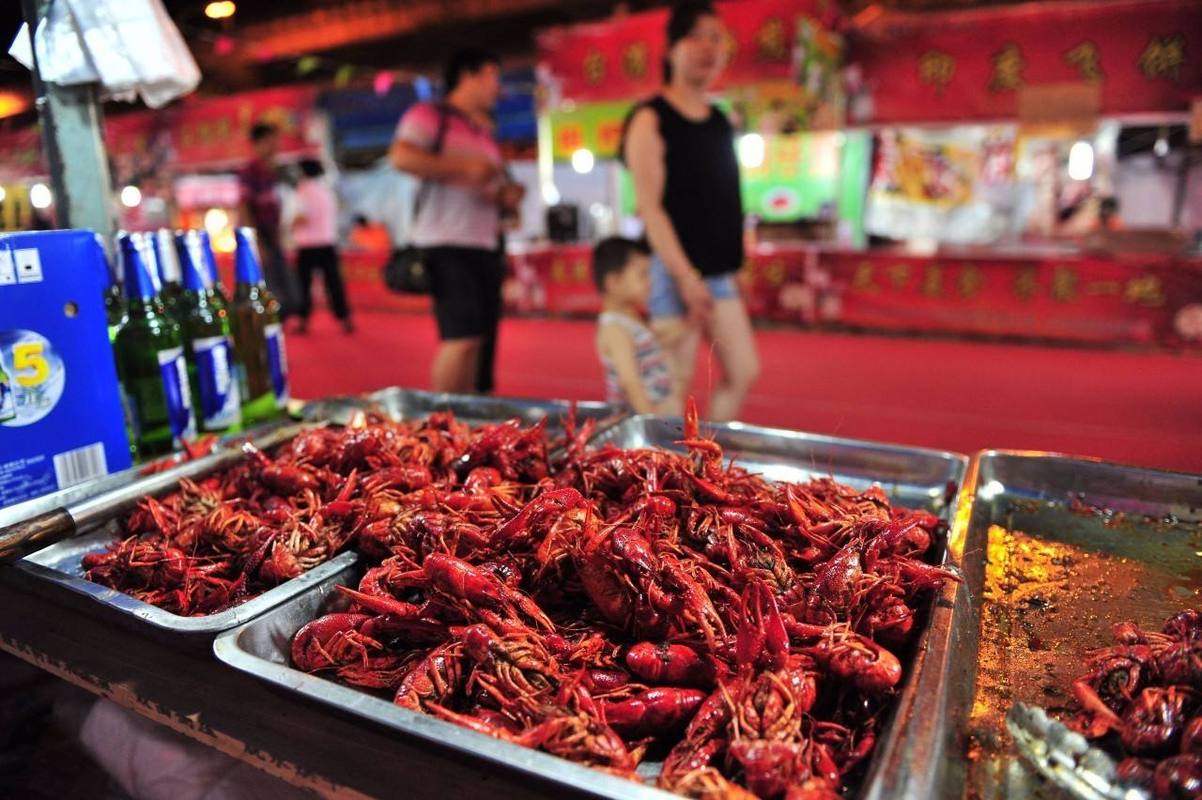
0,230,133,508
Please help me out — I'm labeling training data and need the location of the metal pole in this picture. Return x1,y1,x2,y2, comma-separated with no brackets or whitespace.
19,0,115,238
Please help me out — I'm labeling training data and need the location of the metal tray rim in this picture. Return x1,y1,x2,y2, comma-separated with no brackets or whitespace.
975,447,1202,480
613,413,970,465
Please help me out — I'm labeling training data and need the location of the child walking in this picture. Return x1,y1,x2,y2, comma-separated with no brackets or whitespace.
593,237,683,415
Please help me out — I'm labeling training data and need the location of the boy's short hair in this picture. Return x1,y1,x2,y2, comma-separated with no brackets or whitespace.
592,237,651,292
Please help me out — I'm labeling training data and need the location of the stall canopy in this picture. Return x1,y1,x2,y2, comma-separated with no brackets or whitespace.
849,0,1202,125
321,67,537,158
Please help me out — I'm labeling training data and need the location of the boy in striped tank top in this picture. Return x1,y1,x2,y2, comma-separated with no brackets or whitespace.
593,237,683,415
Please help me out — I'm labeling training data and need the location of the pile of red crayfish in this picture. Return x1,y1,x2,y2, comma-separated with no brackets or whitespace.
84,410,588,616
1068,609,1202,799
288,402,959,798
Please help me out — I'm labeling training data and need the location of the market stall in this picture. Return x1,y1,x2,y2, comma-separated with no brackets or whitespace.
519,0,1202,348
1,386,1199,799
2,1,1202,797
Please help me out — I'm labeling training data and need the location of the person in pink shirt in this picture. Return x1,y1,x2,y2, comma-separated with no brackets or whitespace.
292,158,353,333
390,48,524,394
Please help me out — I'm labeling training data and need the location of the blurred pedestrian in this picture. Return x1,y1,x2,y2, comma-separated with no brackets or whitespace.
239,122,298,318
292,159,353,334
622,1,759,421
593,237,682,415
390,48,524,394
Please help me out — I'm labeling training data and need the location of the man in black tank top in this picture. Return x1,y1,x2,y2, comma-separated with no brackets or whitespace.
622,1,760,422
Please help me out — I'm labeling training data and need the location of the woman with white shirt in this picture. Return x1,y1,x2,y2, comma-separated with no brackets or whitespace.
293,158,354,333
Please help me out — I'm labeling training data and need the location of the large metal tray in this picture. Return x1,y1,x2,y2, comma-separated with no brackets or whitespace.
16,533,358,638
903,450,1202,799
215,563,678,800
9,389,621,644
215,417,969,799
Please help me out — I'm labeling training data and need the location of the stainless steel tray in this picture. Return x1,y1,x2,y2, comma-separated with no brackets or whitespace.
17,532,358,637
6,391,623,644
305,386,625,434
902,450,1202,800
215,418,969,798
215,564,677,800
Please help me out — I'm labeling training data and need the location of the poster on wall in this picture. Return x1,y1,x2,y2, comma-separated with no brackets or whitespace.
864,127,1017,244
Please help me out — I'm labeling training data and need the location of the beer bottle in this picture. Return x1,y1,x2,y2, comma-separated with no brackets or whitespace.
176,230,242,434
154,228,184,317
101,232,128,346
0,352,15,424
231,227,289,424
112,232,196,459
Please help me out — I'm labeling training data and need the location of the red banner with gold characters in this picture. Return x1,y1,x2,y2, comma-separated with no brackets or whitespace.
849,0,1202,123
0,85,321,180
537,0,838,105
778,247,1202,343
330,243,1202,349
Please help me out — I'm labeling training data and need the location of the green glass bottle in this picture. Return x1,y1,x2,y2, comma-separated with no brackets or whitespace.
231,227,289,424
103,233,127,345
113,232,197,459
175,230,242,434
154,228,184,317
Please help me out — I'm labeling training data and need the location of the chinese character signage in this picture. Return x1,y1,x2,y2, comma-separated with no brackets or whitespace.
537,0,838,106
851,0,1202,123
0,85,320,178
822,249,1202,347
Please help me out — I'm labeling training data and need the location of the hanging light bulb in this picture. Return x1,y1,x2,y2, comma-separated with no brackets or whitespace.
29,183,52,209
1067,141,1094,181
738,133,765,168
204,1,236,20
120,185,142,208
571,148,595,174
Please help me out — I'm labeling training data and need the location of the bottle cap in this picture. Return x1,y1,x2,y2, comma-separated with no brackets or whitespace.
175,229,214,291
119,232,162,301
233,227,264,285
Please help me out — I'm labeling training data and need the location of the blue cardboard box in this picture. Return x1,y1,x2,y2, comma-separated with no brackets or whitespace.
0,230,132,508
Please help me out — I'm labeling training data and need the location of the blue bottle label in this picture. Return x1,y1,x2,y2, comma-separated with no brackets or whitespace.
264,322,290,410
158,346,196,443
192,335,241,430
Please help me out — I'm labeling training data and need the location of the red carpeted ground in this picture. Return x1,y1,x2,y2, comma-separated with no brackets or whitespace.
288,310,1202,473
